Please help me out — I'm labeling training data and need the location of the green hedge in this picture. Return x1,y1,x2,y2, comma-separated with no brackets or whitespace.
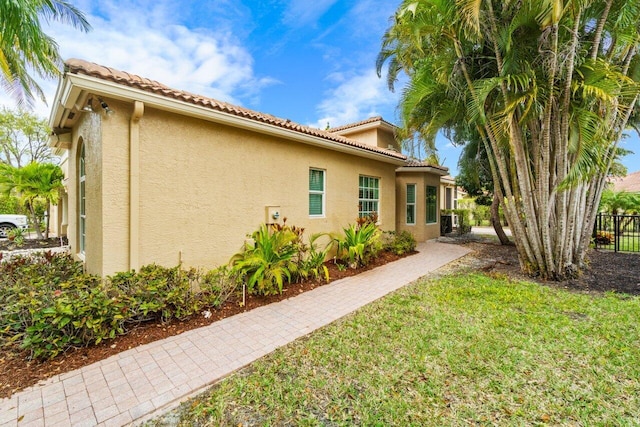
0,253,239,359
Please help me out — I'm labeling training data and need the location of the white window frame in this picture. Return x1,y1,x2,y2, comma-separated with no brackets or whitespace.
309,168,325,217
406,183,416,225
358,175,380,218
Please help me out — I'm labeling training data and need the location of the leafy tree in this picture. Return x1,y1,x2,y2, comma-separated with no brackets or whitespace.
600,188,640,214
0,162,63,239
378,0,640,280
0,108,54,167
0,0,91,107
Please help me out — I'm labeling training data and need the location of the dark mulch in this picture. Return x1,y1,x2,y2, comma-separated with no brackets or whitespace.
0,250,409,399
457,241,640,295
0,236,68,252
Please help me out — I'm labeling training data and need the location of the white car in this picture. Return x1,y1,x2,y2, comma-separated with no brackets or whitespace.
0,214,29,238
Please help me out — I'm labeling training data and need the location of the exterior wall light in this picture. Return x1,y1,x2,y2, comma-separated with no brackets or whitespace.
98,98,115,115
81,98,94,112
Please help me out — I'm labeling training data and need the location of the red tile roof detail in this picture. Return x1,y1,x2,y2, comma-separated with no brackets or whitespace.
403,158,449,172
64,59,406,161
328,116,396,133
611,170,640,193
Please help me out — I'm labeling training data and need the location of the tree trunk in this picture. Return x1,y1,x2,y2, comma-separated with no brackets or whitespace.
490,190,511,245
26,200,43,240
44,201,50,239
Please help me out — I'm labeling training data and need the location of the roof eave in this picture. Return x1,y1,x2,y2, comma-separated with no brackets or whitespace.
331,119,397,136
49,73,406,165
396,166,450,176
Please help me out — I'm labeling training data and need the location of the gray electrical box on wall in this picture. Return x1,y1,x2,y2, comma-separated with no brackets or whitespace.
266,206,281,224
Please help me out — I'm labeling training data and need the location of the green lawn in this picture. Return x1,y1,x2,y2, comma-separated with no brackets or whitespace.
597,232,640,253
149,273,640,426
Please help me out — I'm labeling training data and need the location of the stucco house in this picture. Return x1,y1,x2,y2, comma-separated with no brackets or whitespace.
49,59,448,276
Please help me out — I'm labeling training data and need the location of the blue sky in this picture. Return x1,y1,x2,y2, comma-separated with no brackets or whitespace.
1,0,639,175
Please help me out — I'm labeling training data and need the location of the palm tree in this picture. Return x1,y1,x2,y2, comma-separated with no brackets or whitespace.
378,0,640,280
0,0,91,107
0,162,63,239
600,189,640,215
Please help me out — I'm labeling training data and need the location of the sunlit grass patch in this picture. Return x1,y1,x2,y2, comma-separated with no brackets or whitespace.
149,273,640,426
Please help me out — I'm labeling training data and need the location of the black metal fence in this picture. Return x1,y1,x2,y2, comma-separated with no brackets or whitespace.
593,213,640,253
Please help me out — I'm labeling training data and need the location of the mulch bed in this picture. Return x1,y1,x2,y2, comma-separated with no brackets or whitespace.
448,241,640,295
0,236,68,252
0,249,408,399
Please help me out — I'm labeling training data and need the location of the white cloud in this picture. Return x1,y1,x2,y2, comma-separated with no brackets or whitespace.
311,70,400,129
0,0,274,120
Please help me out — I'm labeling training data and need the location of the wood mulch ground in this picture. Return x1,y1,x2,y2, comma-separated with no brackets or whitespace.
437,240,640,295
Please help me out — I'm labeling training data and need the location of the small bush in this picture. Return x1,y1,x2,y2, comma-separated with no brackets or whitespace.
109,264,205,323
383,230,417,255
594,231,613,245
297,233,332,282
200,266,240,307
333,220,382,268
230,223,299,296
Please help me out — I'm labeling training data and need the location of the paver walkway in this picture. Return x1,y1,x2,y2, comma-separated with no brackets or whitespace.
0,241,470,427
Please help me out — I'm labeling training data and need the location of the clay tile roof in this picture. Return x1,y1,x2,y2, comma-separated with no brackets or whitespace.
65,59,406,161
612,170,640,193
328,116,395,133
403,158,449,172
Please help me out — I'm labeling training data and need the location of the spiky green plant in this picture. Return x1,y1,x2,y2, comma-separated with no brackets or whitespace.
230,224,299,296
333,222,382,268
298,233,333,282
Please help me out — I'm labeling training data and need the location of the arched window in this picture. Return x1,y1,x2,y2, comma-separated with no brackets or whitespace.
78,142,86,254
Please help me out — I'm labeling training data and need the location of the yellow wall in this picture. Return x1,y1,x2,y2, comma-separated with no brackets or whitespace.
337,127,400,151
67,100,398,276
395,172,441,241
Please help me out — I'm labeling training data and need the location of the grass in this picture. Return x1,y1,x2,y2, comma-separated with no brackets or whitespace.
597,232,640,253
149,273,640,426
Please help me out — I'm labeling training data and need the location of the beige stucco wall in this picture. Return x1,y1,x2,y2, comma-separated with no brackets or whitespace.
395,172,441,241
338,127,400,151
67,99,398,276
64,111,105,273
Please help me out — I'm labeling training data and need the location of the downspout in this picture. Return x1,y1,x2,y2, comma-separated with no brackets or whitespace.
130,101,144,271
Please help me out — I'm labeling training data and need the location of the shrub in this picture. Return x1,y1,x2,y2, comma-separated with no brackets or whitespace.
297,233,332,282
472,205,490,226
200,266,240,307
230,223,299,296
383,230,416,255
333,221,382,268
0,252,109,359
7,227,26,246
1,252,242,359
594,231,613,245
108,264,205,323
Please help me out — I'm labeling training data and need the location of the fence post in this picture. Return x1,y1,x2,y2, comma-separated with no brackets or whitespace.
614,214,619,253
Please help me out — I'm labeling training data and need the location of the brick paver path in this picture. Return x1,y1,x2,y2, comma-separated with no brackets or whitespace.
0,241,470,426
